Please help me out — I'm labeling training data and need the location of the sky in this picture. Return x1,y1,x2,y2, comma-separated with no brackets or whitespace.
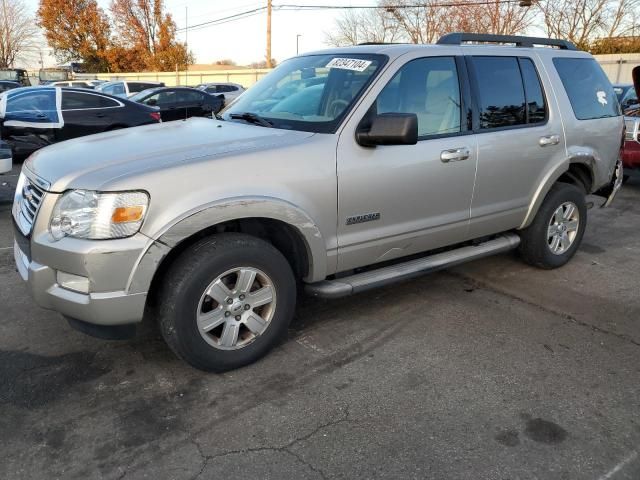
21,0,374,69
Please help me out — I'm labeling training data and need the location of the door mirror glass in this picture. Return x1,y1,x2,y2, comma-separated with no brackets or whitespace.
356,113,418,147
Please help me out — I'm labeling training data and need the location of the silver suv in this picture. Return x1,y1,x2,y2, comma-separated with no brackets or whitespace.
13,34,623,371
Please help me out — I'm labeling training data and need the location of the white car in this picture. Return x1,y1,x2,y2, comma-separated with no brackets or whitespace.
195,82,245,105
0,140,12,174
50,80,103,89
96,81,165,98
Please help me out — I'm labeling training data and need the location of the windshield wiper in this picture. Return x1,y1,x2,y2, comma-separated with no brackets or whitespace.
229,112,273,128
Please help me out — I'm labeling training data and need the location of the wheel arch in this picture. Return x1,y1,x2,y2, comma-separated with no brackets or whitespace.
128,197,328,297
520,159,594,229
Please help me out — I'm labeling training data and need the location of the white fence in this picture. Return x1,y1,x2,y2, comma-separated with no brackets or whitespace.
594,54,640,84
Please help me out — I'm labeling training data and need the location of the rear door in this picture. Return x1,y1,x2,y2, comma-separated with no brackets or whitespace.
464,53,565,237
179,89,207,118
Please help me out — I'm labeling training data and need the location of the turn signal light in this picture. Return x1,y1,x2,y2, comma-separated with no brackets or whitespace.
111,206,145,223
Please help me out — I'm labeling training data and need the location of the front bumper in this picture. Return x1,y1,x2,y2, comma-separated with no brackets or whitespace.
14,229,149,326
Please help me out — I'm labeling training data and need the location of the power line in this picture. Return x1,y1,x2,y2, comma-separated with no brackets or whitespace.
177,0,526,32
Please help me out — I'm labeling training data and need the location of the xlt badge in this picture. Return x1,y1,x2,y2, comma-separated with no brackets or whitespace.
346,212,381,225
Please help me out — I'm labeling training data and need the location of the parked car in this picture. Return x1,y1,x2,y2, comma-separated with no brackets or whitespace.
0,81,21,93
0,68,31,86
0,87,161,159
622,68,640,178
129,86,224,121
0,139,12,174
97,81,165,98
13,33,623,372
195,82,245,105
50,80,97,89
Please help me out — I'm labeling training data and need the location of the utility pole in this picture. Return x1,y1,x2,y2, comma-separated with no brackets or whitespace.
296,34,301,55
266,0,272,68
185,6,188,85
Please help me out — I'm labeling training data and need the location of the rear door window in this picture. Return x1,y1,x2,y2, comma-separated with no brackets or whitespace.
519,57,547,124
553,57,620,120
471,56,526,129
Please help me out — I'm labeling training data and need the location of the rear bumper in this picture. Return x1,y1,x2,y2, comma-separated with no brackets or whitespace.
597,159,624,208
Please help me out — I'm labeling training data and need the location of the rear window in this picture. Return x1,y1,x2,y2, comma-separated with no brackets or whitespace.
553,57,620,120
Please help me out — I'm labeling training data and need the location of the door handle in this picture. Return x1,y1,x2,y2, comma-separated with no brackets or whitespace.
440,148,470,163
95,113,106,118
539,135,560,147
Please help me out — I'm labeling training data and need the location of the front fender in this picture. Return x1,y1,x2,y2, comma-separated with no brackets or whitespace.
126,197,328,294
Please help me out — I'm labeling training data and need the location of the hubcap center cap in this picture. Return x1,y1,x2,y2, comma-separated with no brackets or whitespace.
229,299,244,313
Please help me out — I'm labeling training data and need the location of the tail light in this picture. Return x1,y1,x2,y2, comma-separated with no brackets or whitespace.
150,112,161,122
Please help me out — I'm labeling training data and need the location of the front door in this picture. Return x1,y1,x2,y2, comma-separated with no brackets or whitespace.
336,52,478,272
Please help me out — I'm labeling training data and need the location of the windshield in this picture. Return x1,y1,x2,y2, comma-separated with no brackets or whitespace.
223,53,386,133
0,70,19,81
40,69,69,81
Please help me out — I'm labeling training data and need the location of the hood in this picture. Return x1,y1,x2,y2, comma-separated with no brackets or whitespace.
25,117,314,192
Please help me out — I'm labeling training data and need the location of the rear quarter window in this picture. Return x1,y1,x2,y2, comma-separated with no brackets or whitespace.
553,57,620,120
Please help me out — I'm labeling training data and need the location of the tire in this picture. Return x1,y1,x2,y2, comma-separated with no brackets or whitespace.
518,182,587,269
158,233,296,372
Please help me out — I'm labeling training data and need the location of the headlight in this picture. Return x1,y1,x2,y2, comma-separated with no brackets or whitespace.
49,190,149,240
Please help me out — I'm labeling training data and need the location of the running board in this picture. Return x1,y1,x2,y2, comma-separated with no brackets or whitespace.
305,233,521,299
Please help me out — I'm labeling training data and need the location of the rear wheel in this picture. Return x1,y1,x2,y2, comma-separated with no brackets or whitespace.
518,182,587,269
158,233,296,372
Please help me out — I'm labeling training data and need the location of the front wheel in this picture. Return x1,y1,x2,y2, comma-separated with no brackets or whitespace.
518,182,587,269
158,233,296,372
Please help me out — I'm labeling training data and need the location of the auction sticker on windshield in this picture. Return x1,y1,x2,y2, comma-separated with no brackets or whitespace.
326,58,373,72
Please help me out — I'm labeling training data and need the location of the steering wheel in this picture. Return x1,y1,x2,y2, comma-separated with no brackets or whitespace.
327,99,349,118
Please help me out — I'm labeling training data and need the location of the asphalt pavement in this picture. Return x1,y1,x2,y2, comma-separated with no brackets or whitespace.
1,163,639,479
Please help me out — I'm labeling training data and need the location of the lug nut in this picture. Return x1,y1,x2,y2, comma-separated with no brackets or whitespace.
226,298,233,305
224,311,231,317
235,315,241,321
239,294,245,300
244,304,251,310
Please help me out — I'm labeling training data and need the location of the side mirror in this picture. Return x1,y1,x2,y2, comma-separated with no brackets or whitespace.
356,113,418,147
146,98,157,106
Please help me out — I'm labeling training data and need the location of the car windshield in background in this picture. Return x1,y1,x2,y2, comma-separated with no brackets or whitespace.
223,54,387,133
0,70,19,81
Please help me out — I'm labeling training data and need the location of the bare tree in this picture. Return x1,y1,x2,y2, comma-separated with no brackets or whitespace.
536,0,640,50
325,8,404,47
381,0,455,44
0,0,39,68
455,0,535,35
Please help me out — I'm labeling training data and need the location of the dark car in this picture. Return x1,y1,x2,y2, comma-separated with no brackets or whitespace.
614,83,638,110
0,81,21,93
0,87,161,159
129,87,224,122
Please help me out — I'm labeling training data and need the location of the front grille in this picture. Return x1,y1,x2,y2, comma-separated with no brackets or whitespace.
13,174,47,236
20,180,44,224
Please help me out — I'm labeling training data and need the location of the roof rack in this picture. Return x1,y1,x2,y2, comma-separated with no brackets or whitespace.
437,33,577,50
